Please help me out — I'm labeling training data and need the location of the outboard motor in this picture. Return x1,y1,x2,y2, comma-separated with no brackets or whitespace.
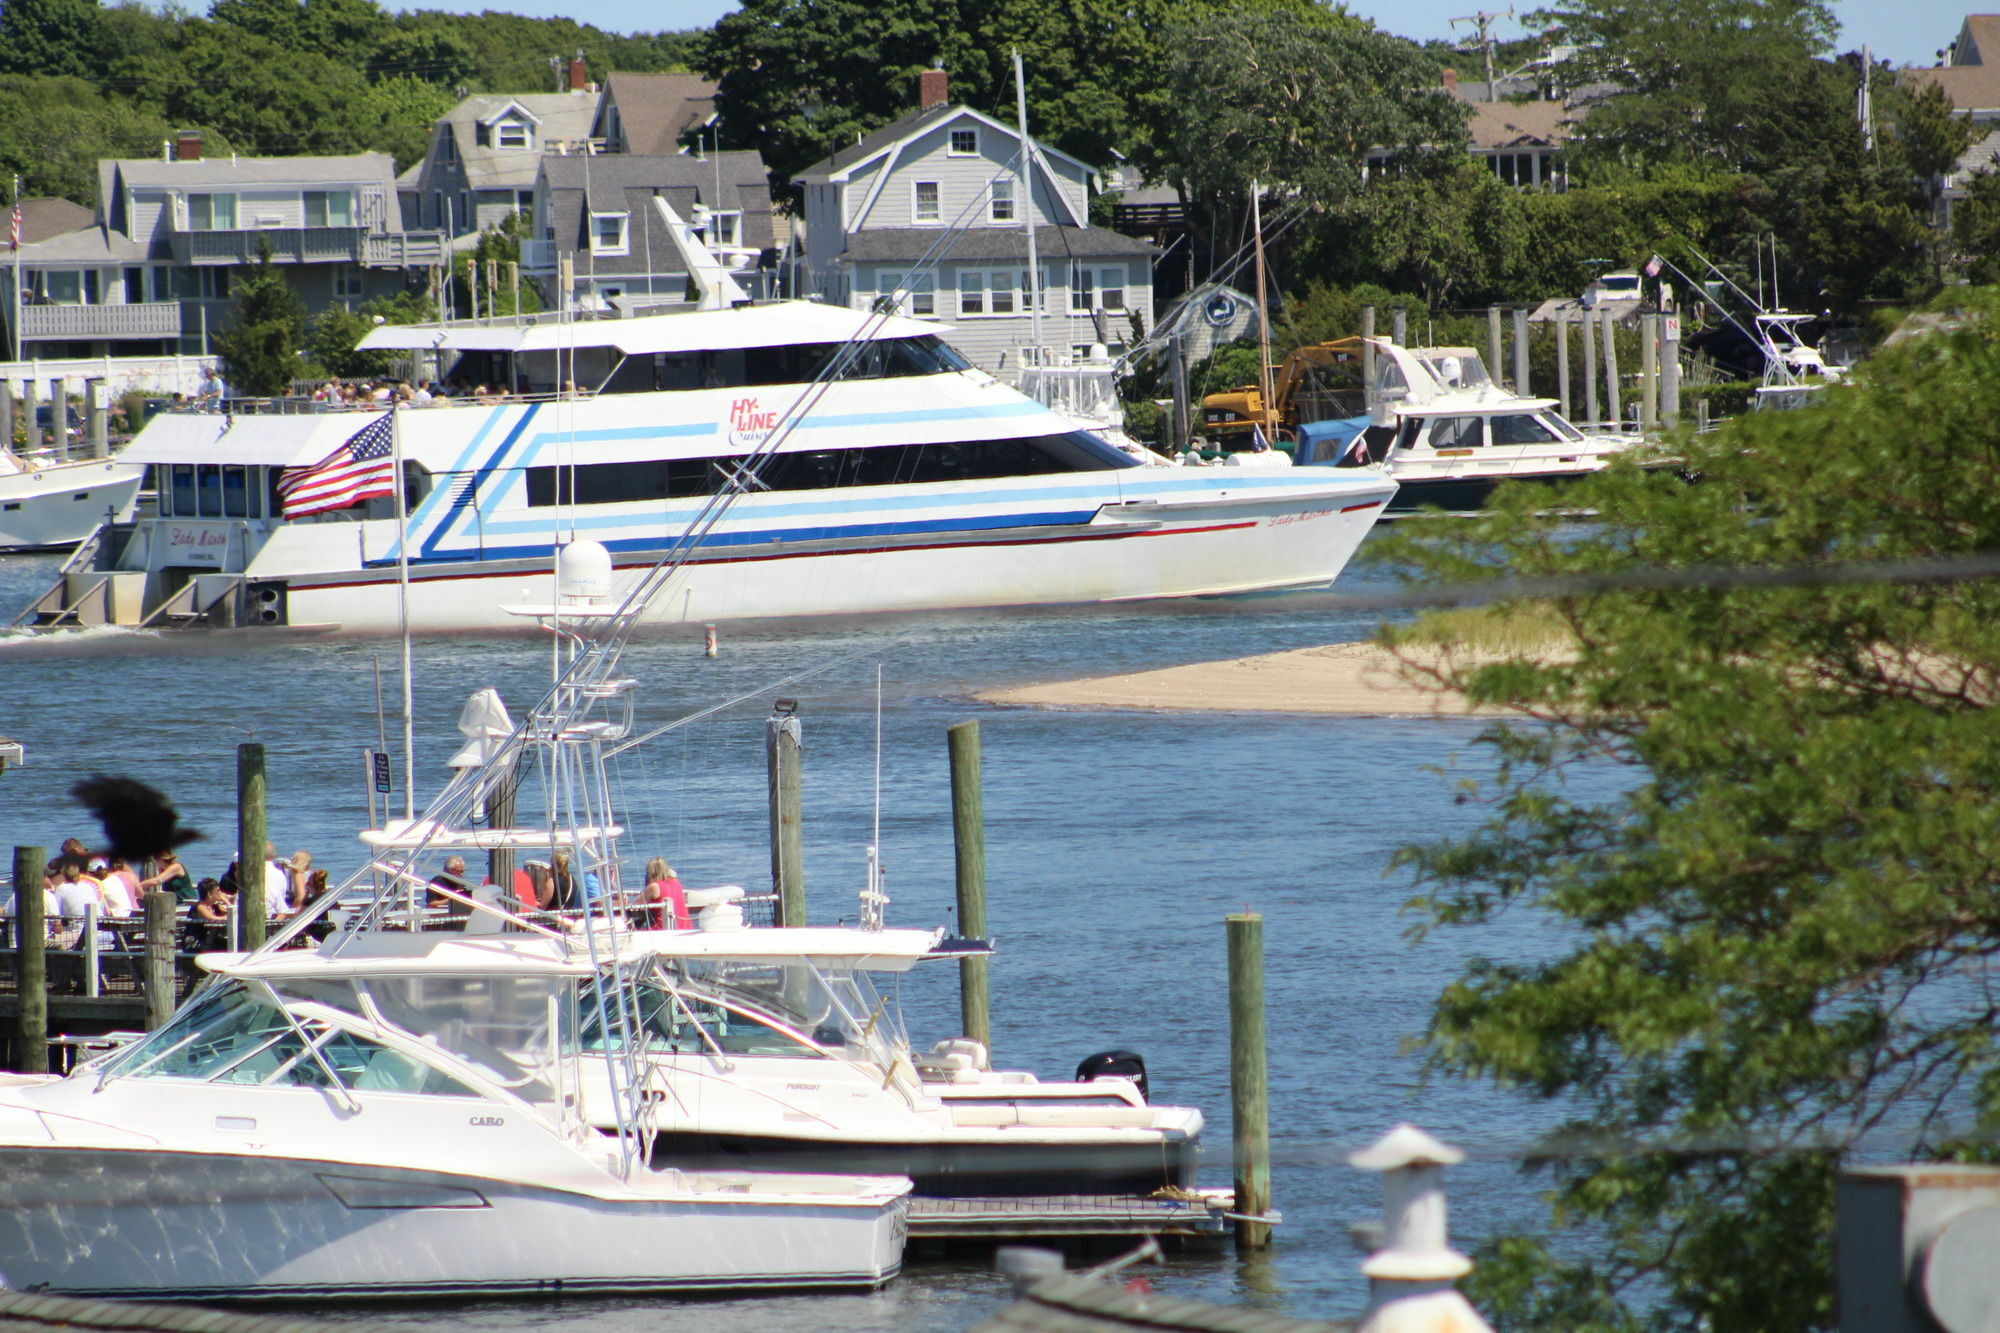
1075,1049,1148,1103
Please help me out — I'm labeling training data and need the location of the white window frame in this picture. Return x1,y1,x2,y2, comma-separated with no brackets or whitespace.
953,268,1024,318
989,177,1015,223
912,180,941,225
591,212,630,256
949,127,978,157
876,270,935,319
1068,263,1127,315
495,119,532,151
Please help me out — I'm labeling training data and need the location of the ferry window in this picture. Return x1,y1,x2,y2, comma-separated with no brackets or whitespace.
197,463,223,517
1490,413,1560,446
655,353,704,391
1428,417,1485,449
170,464,196,516
222,464,249,517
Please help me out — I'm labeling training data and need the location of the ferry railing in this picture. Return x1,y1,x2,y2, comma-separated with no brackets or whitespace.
164,388,599,418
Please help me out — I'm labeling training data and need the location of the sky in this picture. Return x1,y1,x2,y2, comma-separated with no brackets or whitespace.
545,0,1965,69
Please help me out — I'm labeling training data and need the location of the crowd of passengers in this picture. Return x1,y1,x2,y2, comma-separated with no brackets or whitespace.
306,377,591,408
2,838,694,955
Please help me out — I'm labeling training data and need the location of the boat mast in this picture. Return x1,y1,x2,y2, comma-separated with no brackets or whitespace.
1013,50,1043,360
1250,181,1275,439
392,405,414,821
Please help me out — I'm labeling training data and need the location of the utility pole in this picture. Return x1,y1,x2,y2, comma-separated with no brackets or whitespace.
1449,8,1514,100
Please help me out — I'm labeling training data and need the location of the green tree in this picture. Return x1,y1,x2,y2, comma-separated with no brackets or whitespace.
1899,77,1978,185
1146,7,1464,212
0,75,178,204
215,241,307,397
1955,171,2000,284
148,27,370,156
209,0,388,61
0,0,106,79
1534,0,1839,175
1375,292,2000,1331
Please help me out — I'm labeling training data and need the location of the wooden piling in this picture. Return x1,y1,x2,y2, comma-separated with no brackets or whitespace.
1583,309,1599,429
1601,312,1623,428
14,846,46,1075
0,381,13,456
143,891,177,1029
237,742,267,949
1486,308,1502,387
85,377,107,459
767,708,805,927
1512,307,1530,396
1360,306,1377,392
1227,911,1271,1249
948,721,990,1050
1640,313,1659,433
1390,307,1407,347
1556,315,1572,419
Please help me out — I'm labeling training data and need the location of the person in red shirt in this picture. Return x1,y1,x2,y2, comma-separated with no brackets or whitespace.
642,857,692,930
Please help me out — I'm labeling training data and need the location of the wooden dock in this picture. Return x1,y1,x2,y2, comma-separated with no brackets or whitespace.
908,1189,1249,1243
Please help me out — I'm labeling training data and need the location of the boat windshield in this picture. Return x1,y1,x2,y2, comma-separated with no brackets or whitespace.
1415,352,1489,392
597,960,907,1073
93,974,567,1108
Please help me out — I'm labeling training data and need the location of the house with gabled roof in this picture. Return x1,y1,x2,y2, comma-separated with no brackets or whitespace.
523,150,780,313
410,65,602,237
4,137,442,362
1902,16,2000,224
791,69,1157,379
593,72,719,156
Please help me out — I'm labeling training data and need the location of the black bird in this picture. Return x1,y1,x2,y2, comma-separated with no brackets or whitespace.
70,775,204,863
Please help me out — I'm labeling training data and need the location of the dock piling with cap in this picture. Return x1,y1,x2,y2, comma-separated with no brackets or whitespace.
1227,910,1272,1249
767,703,804,927
143,891,177,1029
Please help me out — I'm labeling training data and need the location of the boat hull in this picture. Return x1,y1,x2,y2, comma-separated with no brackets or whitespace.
0,460,143,551
649,1130,1198,1199
0,1146,904,1299
272,474,1394,633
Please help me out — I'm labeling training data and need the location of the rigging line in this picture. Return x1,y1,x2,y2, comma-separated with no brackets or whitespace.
604,640,895,758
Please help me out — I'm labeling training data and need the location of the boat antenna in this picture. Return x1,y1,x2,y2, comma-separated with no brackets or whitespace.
860,663,887,932
1013,50,1043,360
392,406,415,820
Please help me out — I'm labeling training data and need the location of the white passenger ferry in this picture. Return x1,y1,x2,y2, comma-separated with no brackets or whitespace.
19,280,1394,635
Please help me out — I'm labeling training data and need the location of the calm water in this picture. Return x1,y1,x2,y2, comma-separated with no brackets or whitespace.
0,537,1594,1330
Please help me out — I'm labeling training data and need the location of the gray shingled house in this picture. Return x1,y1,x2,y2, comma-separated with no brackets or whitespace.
791,69,1156,380
524,151,780,312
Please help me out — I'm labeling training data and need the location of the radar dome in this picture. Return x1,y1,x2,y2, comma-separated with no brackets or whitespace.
556,540,614,601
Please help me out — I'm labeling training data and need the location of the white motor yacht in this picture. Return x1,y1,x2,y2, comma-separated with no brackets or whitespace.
0,449,142,551
576,925,1202,1199
0,932,908,1299
1298,340,1652,514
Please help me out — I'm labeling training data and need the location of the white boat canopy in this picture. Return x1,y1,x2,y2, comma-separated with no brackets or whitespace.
620,926,949,973
199,933,597,978
357,301,947,357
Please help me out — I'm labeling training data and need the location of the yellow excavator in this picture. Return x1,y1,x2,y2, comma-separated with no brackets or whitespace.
1199,338,1365,449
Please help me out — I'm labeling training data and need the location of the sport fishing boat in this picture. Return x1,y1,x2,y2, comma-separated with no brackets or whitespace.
1295,339,1649,514
0,448,143,551
13,201,1395,633
0,934,909,1299
578,924,1202,1199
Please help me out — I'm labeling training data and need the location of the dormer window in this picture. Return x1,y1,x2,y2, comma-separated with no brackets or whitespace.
591,212,629,255
187,193,237,231
496,120,532,150
949,128,978,156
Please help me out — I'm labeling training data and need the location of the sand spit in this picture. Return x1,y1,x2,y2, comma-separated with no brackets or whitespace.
976,641,1522,717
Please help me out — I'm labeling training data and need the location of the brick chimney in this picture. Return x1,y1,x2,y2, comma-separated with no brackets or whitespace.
175,129,203,161
1441,67,1458,95
918,67,949,111
568,52,588,93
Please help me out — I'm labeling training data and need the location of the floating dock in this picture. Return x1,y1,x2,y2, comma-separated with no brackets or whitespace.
908,1189,1252,1243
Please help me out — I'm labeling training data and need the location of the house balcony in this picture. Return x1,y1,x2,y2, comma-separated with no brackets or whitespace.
520,238,557,272
22,301,184,341
164,226,448,269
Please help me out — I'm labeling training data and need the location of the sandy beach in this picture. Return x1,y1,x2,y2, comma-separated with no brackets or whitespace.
977,641,1515,717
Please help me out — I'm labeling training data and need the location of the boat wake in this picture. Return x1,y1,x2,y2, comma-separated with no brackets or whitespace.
0,623,167,658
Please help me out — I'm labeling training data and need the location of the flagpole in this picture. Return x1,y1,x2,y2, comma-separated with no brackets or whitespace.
11,173,23,365
392,404,415,821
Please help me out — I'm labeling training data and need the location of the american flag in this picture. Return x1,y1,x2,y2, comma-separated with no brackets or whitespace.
277,414,397,518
